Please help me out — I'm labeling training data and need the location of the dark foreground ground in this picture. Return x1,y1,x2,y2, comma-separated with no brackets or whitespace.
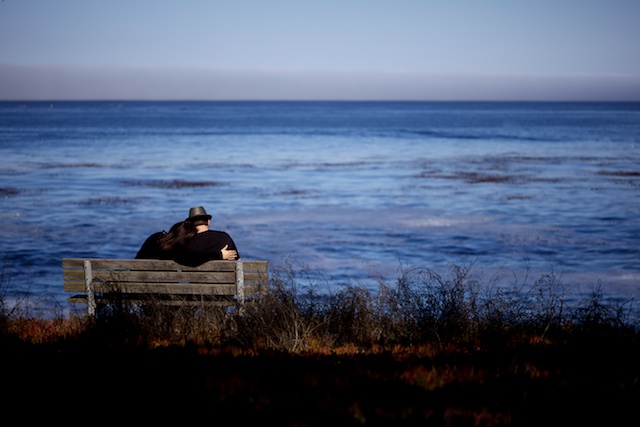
3,332,639,426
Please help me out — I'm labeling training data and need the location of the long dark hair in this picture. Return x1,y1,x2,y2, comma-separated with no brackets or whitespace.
157,221,197,251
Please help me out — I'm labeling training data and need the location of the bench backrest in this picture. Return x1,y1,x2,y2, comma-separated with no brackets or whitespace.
62,258,269,315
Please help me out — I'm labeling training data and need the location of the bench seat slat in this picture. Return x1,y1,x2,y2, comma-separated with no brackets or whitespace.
68,294,239,307
62,258,267,272
62,270,234,282
62,270,266,284
63,282,267,295
91,270,238,283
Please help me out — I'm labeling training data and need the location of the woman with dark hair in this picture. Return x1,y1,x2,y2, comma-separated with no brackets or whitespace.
136,221,210,266
156,221,197,253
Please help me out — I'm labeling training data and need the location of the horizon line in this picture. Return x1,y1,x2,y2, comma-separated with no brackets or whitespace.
3,64,640,102
2,99,640,103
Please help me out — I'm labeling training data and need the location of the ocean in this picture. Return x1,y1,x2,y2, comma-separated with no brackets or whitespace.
1,101,639,314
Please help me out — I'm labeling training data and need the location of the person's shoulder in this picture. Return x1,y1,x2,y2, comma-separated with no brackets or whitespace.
140,231,165,245
198,229,231,237
210,229,231,235
136,231,166,259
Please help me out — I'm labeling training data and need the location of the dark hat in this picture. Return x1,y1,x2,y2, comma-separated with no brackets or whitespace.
187,206,212,221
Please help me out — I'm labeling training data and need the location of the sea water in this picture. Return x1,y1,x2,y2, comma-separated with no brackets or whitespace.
1,101,639,312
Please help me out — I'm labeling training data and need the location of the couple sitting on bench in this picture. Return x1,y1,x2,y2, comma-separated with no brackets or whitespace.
136,206,239,267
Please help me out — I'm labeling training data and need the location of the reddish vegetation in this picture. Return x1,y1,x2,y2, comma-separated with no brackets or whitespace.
2,317,638,426
3,265,638,424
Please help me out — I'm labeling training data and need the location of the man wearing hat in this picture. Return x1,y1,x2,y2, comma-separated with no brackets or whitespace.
184,206,239,260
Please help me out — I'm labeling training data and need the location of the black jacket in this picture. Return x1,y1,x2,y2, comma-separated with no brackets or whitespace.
184,229,240,260
135,231,214,267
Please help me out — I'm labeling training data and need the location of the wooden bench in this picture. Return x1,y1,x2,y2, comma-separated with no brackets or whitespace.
62,258,269,316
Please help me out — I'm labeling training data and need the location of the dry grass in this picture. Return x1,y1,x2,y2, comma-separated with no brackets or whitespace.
1,261,639,425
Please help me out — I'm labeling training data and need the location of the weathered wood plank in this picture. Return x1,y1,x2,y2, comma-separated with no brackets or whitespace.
63,281,268,294
62,270,266,284
67,294,239,307
62,258,267,272
91,270,237,283
95,283,238,294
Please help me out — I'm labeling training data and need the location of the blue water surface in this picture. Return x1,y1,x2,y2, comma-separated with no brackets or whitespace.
1,101,639,313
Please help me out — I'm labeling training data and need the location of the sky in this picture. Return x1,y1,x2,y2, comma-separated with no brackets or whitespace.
1,0,640,101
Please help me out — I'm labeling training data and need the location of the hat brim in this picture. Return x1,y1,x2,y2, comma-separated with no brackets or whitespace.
187,215,212,221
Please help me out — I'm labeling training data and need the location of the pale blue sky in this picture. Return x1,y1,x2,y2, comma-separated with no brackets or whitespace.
1,0,639,100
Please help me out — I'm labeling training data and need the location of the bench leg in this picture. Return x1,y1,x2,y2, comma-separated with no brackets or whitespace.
236,261,245,314
84,260,96,316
